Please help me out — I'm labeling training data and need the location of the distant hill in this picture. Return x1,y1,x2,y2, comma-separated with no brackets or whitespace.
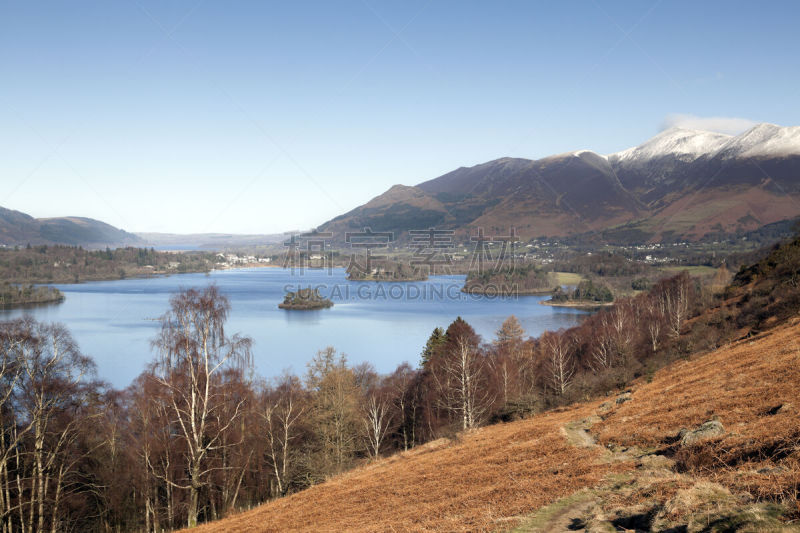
0,206,141,247
320,123,800,243
136,232,284,250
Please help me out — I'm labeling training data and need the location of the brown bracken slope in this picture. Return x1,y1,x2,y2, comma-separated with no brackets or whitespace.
195,319,800,532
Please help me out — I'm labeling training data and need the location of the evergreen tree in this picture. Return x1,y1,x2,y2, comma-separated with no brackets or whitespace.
420,327,446,368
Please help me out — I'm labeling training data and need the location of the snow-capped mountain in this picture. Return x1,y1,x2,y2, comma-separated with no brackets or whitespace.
714,123,800,159
320,123,800,244
609,123,800,163
609,128,732,164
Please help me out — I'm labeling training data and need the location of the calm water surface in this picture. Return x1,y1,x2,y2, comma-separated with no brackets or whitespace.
0,268,588,388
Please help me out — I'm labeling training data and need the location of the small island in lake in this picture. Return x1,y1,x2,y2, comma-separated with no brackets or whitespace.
462,264,554,295
278,287,334,310
0,282,65,308
541,280,614,308
346,260,428,281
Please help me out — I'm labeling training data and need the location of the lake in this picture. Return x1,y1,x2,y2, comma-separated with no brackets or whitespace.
0,268,588,388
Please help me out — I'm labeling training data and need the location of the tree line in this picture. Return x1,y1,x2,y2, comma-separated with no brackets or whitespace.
0,270,708,531
0,246,216,285
0,284,63,308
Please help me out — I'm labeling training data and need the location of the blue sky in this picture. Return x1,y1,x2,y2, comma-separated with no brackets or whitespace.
1,1,798,234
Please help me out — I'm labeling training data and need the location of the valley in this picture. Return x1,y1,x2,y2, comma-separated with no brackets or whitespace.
4,3,799,531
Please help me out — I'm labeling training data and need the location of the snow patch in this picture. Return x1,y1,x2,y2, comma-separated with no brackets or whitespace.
609,128,731,163
716,123,800,158
573,149,608,160
608,123,800,163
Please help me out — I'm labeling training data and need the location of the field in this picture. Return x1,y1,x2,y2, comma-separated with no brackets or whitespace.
659,265,718,276
193,318,800,532
550,271,584,285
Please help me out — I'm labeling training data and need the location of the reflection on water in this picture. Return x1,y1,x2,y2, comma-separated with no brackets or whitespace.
0,268,588,388
283,308,325,325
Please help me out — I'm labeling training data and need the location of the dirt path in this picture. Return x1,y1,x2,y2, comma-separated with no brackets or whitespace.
512,388,795,533
513,405,635,532
560,416,600,449
512,491,596,532
513,394,674,532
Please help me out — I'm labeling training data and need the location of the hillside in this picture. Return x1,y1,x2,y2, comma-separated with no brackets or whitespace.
0,206,141,247
319,124,800,244
194,319,800,532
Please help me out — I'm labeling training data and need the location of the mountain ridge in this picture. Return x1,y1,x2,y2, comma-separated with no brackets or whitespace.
0,206,141,247
319,123,800,243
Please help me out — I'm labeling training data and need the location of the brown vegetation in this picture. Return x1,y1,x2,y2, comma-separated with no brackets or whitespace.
194,319,800,532
595,318,800,504
192,404,618,532
1,234,799,531
189,237,800,531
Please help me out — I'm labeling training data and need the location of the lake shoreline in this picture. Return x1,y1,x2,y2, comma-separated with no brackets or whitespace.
0,295,65,310
1,268,592,388
461,287,553,296
539,299,614,309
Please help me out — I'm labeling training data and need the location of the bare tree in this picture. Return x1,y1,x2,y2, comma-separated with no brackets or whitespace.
542,330,574,396
590,321,615,371
305,347,360,477
1,319,98,533
385,363,418,451
494,315,525,352
642,294,666,351
261,374,305,497
659,272,693,338
362,394,393,458
150,285,252,528
433,337,491,430
606,302,636,366
492,316,527,404
0,320,30,529
127,376,163,533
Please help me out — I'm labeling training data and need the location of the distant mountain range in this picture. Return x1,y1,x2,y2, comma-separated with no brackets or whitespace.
5,123,799,249
0,207,289,250
0,207,141,248
320,123,800,243
136,232,284,250
0,205,289,251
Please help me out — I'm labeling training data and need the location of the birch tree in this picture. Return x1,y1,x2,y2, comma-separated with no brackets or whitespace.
658,272,693,339
362,394,393,458
261,374,305,497
151,286,252,528
433,337,491,430
542,330,574,396
642,293,666,351
5,319,97,533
